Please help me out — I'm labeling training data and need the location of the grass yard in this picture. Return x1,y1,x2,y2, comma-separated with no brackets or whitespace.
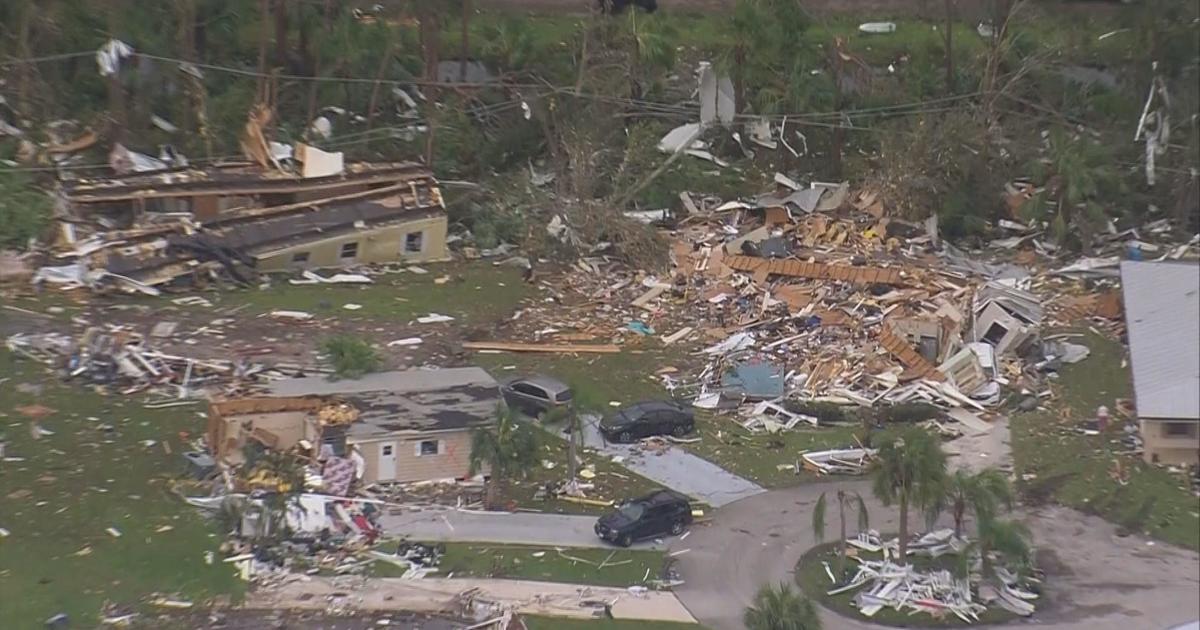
410,542,666,587
160,263,532,326
524,618,705,630
502,423,669,515
687,413,862,488
475,348,864,490
0,351,243,628
1010,329,1200,550
795,542,1017,627
473,346,681,412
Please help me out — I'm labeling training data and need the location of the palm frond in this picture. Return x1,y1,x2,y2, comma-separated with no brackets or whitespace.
812,492,827,542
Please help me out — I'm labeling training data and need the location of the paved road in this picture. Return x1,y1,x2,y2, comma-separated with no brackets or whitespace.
672,482,1200,630
579,416,765,507
378,507,665,550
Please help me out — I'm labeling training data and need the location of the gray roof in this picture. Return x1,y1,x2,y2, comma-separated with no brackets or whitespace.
1120,261,1200,420
269,367,500,436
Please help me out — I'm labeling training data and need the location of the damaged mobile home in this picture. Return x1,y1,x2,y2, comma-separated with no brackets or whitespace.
42,160,447,292
209,368,500,486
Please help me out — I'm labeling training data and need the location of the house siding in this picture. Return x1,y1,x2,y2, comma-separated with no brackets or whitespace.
353,429,478,484
1140,418,1200,465
253,215,449,272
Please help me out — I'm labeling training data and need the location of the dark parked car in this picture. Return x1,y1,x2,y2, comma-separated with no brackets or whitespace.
500,375,572,416
595,490,692,547
599,400,694,443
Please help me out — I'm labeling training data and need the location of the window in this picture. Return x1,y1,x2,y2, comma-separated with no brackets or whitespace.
418,440,440,456
381,444,393,456
512,383,548,399
340,241,359,259
1164,422,1196,437
291,251,310,265
405,231,424,254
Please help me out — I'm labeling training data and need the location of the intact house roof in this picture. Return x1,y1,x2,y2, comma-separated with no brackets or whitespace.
1120,261,1200,420
267,367,501,439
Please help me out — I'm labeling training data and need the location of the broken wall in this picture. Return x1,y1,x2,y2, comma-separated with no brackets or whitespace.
253,215,449,272
212,410,318,465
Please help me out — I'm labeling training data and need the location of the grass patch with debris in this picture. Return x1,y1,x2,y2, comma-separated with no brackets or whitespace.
795,542,1017,627
423,543,666,588
501,422,668,516
524,618,705,630
1010,329,1200,550
0,351,243,628
150,263,531,325
687,414,862,488
473,346,681,412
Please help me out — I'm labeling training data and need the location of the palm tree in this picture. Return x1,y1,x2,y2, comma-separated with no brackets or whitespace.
812,489,869,580
977,518,1032,580
744,582,822,630
469,407,541,509
870,426,947,564
624,9,676,100
1022,127,1116,250
930,468,1014,539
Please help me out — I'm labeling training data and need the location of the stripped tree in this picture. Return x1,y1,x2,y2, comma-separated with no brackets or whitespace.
811,489,870,580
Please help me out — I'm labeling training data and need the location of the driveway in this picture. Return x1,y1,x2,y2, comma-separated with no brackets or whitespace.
378,507,664,549
672,481,1200,630
579,415,765,507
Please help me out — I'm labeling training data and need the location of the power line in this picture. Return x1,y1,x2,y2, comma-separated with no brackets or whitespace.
1,48,992,124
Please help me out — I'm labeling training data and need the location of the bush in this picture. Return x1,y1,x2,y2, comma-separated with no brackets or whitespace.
0,171,52,249
875,403,941,424
322,335,381,380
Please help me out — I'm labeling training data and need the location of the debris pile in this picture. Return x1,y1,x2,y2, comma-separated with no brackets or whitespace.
829,529,1040,623
6,327,258,394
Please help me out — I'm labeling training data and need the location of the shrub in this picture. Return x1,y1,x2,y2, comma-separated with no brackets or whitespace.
322,335,381,380
0,171,52,249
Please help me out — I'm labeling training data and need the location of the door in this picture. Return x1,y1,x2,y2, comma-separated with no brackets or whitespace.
631,505,657,539
377,442,397,481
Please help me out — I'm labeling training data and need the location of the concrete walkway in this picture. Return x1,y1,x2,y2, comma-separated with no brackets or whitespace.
378,507,664,550
579,415,765,507
249,576,696,624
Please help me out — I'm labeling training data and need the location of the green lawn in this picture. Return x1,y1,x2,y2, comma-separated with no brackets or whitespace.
525,618,705,630
396,542,665,587
150,262,532,325
475,348,863,490
473,347,681,412
502,422,670,516
795,542,1016,627
0,351,243,628
687,414,862,488
1010,329,1200,550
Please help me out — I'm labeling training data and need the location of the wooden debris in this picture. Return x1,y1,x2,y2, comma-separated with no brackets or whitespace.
461,341,621,354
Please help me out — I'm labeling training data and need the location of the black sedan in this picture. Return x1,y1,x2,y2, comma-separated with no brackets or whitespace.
599,400,694,443
595,489,693,547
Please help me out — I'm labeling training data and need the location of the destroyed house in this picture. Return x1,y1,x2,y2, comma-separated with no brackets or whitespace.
73,182,447,289
59,161,428,228
1120,261,1200,465
208,367,502,485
